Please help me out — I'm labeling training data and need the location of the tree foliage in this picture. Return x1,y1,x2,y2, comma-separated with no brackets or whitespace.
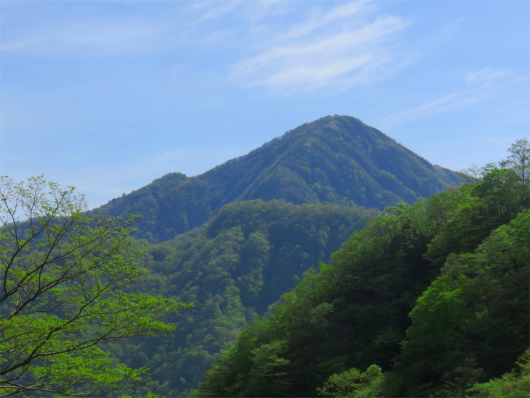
467,349,530,398
106,199,375,397
197,140,529,398
0,176,188,397
386,210,529,397
317,364,384,398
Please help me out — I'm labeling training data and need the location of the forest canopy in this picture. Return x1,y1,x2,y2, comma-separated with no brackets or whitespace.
198,139,529,398
2,138,527,397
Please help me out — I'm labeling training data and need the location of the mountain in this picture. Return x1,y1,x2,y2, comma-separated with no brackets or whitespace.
197,166,529,398
107,199,377,397
96,115,460,242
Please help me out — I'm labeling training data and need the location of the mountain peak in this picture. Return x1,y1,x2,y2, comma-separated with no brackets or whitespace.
97,116,460,242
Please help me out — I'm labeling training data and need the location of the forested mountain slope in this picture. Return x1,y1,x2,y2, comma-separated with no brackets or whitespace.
95,115,459,242
95,115,459,396
198,141,529,398
106,200,376,397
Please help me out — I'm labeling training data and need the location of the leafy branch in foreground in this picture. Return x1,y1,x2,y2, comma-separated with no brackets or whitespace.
0,176,190,397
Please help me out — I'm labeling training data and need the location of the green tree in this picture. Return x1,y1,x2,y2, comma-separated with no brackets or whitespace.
317,364,384,398
386,210,529,397
467,349,530,398
505,138,530,206
0,176,188,397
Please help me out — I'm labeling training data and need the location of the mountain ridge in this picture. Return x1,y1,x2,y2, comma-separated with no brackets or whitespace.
96,115,460,242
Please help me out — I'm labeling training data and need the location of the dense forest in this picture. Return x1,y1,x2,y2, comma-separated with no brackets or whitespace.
2,114,527,397
196,140,529,398
106,201,378,396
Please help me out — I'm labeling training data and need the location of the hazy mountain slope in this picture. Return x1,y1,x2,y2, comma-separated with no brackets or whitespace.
108,199,377,397
96,115,460,242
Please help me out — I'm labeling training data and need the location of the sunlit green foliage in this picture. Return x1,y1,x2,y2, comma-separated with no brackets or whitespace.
467,349,530,398
0,176,188,397
386,210,529,397
317,364,384,398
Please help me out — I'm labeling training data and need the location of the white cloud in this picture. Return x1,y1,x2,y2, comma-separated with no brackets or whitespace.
183,0,243,27
0,1,243,57
1,0,406,92
465,68,508,85
273,0,370,41
1,17,173,56
382,68,523,126
231,2,410,91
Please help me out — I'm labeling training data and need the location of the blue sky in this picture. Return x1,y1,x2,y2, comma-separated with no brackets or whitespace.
1,0,529,209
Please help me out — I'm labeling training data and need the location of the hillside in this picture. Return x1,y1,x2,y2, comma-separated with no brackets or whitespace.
106,200,377,396
198,147,529,398
96,115,460,242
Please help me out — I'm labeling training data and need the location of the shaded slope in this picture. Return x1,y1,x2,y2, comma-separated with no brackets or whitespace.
108,199,376,397
97,115,459,242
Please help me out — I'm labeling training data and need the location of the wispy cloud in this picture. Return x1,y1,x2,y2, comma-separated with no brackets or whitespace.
274,0,371,41
0,1,243,57
183,0,243,27
465,68,508,85
231,1,411,91
1,0,408,91
382,68,522,126
1,17,173,56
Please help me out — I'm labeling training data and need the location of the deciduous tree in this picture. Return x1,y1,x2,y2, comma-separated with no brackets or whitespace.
0,176,187,397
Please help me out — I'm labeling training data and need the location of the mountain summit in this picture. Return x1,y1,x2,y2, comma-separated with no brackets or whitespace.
97,115,460,242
